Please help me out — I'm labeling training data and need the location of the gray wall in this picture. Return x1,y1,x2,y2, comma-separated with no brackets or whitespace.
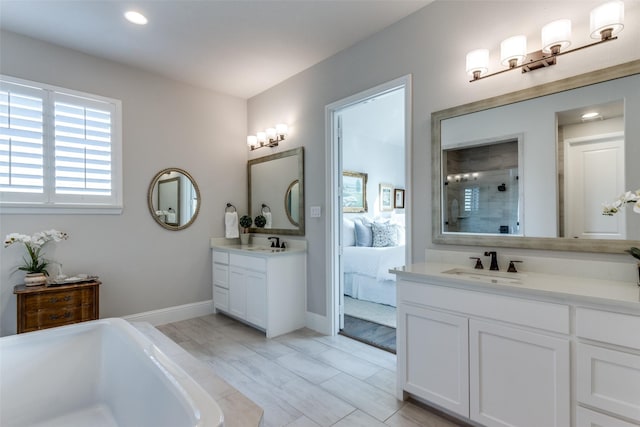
0,31,247,336
247,0,640,316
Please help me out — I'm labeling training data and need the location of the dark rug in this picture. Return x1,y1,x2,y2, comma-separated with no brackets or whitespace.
339,315,396,354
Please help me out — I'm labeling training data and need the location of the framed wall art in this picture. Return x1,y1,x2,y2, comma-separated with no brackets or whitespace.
380,183,393,211
394,188,405,209
343,171,368,213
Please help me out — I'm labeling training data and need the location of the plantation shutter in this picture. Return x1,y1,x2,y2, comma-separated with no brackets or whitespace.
0,81,45,198
53,93,114,198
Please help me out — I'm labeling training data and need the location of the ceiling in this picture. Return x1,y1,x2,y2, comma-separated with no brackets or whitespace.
0,0,432,99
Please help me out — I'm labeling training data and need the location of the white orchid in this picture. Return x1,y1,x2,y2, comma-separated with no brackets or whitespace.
602,189,640,216
4,230,68,275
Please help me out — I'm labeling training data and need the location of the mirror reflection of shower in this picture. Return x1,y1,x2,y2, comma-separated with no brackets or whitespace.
443,139,521,235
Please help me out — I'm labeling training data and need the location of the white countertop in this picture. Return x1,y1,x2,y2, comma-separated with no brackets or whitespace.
391,262,640,312
210,237,306,256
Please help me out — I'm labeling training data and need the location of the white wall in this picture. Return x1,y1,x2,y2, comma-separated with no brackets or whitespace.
246,0,640,316
0,31,247,336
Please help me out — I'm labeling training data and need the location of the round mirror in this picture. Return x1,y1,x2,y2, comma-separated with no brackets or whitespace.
284,179,300,227
148,168,201,230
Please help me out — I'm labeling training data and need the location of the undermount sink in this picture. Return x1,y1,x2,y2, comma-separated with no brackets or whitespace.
442,268,523,285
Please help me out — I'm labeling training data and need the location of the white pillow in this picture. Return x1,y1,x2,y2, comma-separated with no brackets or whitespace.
343,218,356,246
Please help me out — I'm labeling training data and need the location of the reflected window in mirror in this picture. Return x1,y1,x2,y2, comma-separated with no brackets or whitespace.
148,168,201,231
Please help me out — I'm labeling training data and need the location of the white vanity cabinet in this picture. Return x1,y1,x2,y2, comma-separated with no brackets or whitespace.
212,247,306,338
397,278,571,427
575,307,640,425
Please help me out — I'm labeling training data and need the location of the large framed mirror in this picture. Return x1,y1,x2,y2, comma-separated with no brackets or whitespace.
248,147,304,235
148,168,201,231
432,60,640,253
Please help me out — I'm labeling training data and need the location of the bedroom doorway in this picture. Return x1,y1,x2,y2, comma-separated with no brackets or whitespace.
325,76,411,353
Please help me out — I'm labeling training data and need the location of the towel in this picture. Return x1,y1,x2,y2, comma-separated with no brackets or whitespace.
264,212,272,229
225,212,239,238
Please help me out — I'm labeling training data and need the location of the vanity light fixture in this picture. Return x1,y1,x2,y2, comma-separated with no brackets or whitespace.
466,0,624,82
247,123,288,150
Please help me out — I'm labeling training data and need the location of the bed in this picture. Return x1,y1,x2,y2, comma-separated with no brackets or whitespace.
342,216,405,307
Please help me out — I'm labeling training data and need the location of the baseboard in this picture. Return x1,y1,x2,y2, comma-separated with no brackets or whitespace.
123,300,214,326
306,310,332,335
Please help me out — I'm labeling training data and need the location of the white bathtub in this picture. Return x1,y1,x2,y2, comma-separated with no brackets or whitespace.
0,318,224,427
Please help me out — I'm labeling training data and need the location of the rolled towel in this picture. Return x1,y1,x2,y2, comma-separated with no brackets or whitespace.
264,211,272,228
225,212,239,238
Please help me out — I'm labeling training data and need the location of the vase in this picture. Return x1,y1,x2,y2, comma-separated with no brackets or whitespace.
24,272,47,287
240,233,250,245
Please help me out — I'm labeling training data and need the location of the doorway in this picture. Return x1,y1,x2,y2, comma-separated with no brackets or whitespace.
325,76,411,352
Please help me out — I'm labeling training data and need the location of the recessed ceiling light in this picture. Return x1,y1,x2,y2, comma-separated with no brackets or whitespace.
124,10,148,25
582,111,602,122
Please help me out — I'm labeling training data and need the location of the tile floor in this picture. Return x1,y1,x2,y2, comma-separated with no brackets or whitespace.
158,313,465,427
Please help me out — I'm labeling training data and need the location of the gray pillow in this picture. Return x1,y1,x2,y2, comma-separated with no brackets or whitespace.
354,219,373,247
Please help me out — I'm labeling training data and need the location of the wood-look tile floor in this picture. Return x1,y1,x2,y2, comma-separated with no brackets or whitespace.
158,314,465,427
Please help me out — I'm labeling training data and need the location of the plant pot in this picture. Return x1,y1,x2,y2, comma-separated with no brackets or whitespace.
240,233,250,245
24,272,47,287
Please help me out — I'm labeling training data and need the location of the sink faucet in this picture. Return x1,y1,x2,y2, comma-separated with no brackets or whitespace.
484,251,499,271
268,236,280,248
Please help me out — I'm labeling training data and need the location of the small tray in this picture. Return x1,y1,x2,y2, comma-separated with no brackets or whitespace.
47,276,99,287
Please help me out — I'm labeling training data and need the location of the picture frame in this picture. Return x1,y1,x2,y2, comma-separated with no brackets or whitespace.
394,188,405,209
380,183,393,211
343,171,368,213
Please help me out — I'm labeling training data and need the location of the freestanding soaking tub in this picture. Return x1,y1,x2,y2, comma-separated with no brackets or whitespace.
0,318,224,427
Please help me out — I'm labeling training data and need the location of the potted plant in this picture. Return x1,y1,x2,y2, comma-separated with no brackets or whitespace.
4,229,68,286
254,215,267,228
239,215,252,245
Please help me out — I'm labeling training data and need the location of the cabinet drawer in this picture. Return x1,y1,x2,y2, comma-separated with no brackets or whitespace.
576,307,640,350
213,263,229,289
23,305,94,331
577,406,638,427
212,250,229,265
230,254,266,272
23,288,95,311
398,280,569,334
214,286,229,312
577,343,640,422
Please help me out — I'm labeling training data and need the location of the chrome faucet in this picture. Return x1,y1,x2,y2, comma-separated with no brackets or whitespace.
268,236,280,248
484,251,499,271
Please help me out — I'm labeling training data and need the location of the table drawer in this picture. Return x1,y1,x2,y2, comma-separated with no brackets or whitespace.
577,406,638,427
213,264,229,289
23,304,95,331
212,250,229,265
230,253,267,272
23,288,95,311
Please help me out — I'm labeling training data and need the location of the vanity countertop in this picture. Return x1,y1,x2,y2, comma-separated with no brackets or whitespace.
210,237,306,256
391,262,640,312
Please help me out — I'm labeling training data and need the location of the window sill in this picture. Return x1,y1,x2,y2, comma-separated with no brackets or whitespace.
0,204,123,215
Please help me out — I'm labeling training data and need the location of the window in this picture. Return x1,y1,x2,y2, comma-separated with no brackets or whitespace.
0,76,122,213
464,186,479,212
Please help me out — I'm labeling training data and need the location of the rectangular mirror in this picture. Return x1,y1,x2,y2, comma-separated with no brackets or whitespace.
248,147,304,235
432,60,640,253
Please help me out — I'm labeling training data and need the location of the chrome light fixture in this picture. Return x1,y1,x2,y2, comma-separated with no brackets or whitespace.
466,1,624,82
247,123,288,150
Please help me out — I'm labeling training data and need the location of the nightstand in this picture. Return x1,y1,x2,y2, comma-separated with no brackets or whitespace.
13,280,100,333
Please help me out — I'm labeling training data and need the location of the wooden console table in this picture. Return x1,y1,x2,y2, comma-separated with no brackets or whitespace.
14,280,100,334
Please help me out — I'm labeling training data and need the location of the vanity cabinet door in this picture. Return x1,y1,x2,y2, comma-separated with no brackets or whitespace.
229,266,247,319
469,319,570,427
398,303,469,417
245,270,267,329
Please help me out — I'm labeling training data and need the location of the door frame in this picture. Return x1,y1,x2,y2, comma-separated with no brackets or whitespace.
324,75,412,336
